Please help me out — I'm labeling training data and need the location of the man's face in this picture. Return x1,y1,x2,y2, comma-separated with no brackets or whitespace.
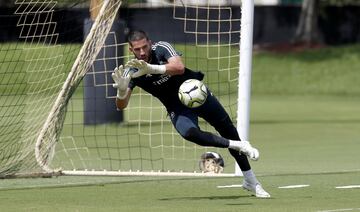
129,38,152,62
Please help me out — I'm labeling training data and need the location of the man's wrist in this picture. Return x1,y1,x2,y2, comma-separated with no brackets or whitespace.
116,89,128,100
148,64,166,74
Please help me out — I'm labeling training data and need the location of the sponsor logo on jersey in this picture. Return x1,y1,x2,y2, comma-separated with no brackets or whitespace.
152,74,171,85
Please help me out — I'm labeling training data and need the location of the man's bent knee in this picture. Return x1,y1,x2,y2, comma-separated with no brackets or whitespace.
182,127,228,148
183,127,201,143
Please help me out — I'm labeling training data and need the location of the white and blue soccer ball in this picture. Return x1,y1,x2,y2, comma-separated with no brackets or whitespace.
178,79,208,108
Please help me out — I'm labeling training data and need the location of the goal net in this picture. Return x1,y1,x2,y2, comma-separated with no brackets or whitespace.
0,0,253,177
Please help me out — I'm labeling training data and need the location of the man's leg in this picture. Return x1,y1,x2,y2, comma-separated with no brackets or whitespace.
196,93,270,198
170,108,257,161
195,93,253,171
169,108,230,148
168,103,269,198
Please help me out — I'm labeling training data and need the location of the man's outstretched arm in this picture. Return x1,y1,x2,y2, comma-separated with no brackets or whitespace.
126,56,185,78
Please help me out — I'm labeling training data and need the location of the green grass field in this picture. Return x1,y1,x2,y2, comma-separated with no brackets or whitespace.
0,95,359,212
1,44,360,211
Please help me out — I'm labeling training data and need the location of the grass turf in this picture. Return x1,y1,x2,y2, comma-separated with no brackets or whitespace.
0,94,359,212
0,172,359,212
1,43,360,211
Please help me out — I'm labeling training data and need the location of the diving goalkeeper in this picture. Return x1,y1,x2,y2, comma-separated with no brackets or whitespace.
112,30,270,198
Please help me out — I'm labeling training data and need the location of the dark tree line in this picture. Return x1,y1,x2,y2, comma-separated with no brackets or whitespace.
294,0,360,44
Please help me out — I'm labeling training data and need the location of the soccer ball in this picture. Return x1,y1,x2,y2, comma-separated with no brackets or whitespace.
178,79,208,108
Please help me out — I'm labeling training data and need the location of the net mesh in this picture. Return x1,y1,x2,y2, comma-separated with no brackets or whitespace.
0,0,242,176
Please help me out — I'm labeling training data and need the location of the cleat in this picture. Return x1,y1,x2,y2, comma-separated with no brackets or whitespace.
243,181,271,198
238,141,260,161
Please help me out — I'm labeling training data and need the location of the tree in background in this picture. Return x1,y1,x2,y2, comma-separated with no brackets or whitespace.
0,0,13,7
294,0,360,45
293,0,320,44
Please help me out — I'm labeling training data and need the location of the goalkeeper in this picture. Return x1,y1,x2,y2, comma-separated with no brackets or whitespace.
112,30,270,198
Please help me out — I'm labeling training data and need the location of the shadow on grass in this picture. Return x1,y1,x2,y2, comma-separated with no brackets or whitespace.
159,195,250,201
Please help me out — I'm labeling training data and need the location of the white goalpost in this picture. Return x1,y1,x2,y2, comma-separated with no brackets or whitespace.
236,0,255,176
0,0,254,178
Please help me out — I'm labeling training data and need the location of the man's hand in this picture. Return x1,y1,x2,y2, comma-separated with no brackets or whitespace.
125,59,166,78
111,65,130,99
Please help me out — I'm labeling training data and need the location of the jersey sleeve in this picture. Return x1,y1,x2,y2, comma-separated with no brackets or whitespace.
155,41,182,61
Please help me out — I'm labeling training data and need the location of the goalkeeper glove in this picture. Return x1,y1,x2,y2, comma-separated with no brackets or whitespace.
111,65,131,99
125,59,166,78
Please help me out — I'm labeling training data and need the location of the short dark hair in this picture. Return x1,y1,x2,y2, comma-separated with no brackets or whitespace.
127,30,149,43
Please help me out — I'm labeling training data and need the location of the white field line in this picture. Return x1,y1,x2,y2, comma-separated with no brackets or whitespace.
218,184,360,189
335,185,360,189
217,184,312,189
317,208,360,212
278,184,310,189
217,184,243,188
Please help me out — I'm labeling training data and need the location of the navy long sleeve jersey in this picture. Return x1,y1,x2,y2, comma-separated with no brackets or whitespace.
128,41,204,109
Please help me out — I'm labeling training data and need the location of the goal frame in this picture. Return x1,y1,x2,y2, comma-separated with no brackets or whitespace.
32,0,255,177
